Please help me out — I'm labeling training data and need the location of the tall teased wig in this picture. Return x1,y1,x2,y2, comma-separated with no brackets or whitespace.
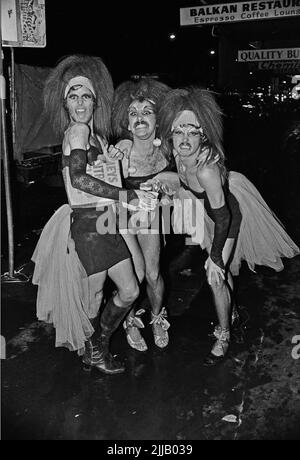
43,54,114,139
111,78,170,141
158,87,227,178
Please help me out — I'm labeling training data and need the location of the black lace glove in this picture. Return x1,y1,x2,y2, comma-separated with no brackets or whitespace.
69,148,137,202
210,204,231,270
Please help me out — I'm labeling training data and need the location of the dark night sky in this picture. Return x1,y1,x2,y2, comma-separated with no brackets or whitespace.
5,0,300,88
8,0,221,87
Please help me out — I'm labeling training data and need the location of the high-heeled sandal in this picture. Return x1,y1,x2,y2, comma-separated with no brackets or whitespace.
203,327,230,366
123,309,148,352
150,307,170,349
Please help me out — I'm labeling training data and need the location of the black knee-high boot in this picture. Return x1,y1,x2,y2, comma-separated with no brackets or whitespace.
82,315,100,368
82,298,131,374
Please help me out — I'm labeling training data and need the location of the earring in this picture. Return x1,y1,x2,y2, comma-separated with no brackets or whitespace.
153,138,161,147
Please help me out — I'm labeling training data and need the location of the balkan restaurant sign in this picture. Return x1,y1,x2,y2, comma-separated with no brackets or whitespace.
180,0,300,25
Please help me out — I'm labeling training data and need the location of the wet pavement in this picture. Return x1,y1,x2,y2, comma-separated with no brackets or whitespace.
1,113,300,440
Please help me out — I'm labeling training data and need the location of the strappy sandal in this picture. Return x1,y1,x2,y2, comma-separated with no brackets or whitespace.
123,309,148,352
204,327,230,366
150,307,170,349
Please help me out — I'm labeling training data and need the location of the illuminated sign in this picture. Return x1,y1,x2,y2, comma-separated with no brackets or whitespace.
291,75,300,99
256,60,300,70
238,48,300,61
180,1,300,26
1,0,46,48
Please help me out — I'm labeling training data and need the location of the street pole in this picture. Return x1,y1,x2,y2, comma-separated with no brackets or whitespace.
1,27,28,283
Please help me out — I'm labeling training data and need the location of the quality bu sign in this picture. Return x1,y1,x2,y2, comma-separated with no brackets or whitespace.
238,48,300,62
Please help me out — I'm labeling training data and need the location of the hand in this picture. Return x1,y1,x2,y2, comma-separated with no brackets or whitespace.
135,190,158,211
94,152,107,163
140,179,158,192
106,140,133,178
115,139,132,157
159,182,176,196
204,256,225,286
107,144,127,161
107,139,132,160
140,178,176,196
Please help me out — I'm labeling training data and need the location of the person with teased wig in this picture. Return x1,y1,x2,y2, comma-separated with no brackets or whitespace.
150,86,299,365
32,55,156,374
107,77,172,351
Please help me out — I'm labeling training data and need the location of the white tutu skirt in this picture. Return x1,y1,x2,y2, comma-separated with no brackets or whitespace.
32,204,94,354
153,171,300,276
227,171,299,275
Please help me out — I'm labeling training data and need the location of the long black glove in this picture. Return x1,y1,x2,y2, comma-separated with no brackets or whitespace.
210,204,231,270
69,148,137,202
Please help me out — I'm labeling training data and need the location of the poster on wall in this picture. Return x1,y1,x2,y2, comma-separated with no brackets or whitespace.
1,0,46,48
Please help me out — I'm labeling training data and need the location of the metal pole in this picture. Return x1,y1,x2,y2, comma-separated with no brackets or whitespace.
1,42,15,278
1,36,28,283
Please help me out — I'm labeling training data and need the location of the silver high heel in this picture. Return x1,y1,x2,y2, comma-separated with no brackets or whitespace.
123,309,148,352
203,327,230,366
150,307,170,348
211,327,230,357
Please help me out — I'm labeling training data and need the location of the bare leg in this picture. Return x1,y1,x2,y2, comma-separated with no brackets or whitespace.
120,233,148,351
121,232,145,326
121,233,145,284
137,232,164,315
208,238,235,329
204,238,235,363
226,270,239,325
138,233,169,348
107,257,140,306
88,272,106,319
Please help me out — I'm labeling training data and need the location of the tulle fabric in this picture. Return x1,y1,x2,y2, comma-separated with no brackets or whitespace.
153,171,300,276
227,171,300,275
31,204,94,354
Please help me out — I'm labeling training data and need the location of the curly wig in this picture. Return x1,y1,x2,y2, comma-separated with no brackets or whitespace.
111,78,170,141
43,54,114,139
158,87,227,176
